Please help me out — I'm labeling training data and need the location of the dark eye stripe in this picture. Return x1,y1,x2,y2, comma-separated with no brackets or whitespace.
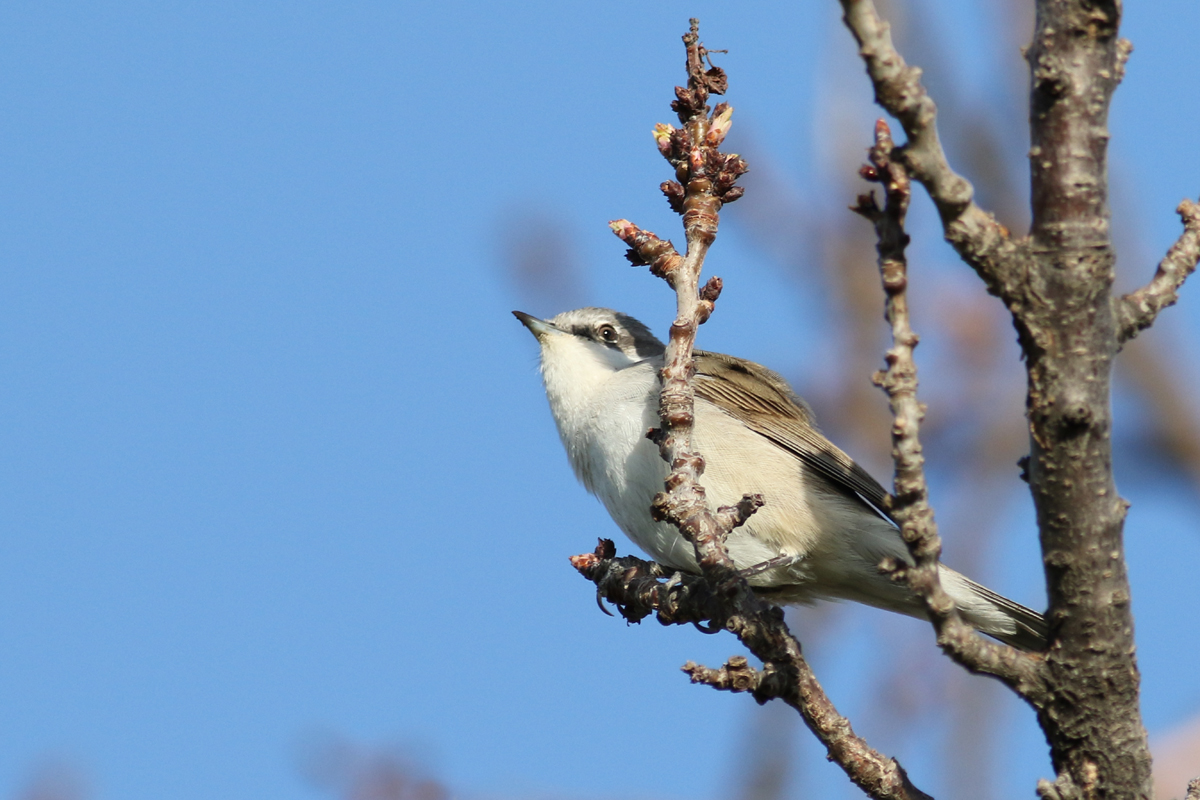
570,320,628,349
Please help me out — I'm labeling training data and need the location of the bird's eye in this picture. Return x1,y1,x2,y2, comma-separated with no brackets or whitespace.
597,324,619,343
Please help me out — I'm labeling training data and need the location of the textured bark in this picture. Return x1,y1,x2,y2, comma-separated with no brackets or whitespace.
838,1,1172,797
1024,4,1151,799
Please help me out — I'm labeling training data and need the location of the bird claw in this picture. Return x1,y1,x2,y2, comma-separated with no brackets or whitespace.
595,589,614,616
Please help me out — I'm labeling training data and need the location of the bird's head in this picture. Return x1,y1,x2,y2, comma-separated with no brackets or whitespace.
513,307,665,373
513,307,666,424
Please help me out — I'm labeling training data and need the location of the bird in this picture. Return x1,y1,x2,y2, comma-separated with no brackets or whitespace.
514,306,1047,651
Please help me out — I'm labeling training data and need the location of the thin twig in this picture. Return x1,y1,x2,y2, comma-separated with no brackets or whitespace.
683,655,763,693
853,120,1047,704
611,19,752,584
1116,198,1200,344
838,0,1025,305
584,21,934,800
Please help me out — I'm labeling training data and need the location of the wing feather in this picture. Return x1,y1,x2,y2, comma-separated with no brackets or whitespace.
693,350,895,522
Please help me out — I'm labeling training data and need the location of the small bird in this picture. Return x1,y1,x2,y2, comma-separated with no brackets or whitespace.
515,306,1047,651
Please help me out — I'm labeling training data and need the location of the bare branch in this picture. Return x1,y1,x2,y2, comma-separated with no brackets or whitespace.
838,0,1026,304
609,220,683,280
586,21,935,800
573,542,933,800
1116,198,1200,344
853,120,1047,702
638,20,748,579
683,655,763,693
604,16,759,631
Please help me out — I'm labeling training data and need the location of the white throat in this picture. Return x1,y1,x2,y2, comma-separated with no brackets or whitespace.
537,333,662,496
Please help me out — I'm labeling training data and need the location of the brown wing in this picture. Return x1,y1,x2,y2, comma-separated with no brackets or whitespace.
693,350,895,522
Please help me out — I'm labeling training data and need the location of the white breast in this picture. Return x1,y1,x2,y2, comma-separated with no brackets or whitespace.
539,334,789,576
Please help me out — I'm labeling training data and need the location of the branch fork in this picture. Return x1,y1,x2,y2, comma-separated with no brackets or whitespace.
1117,198,1200,345
838,0,1026,305
839,1,1180,795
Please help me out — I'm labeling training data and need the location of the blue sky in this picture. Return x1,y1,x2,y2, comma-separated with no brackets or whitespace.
2,2,1199,799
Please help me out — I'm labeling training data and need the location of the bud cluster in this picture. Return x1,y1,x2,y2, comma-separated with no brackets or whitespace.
652,102,747,214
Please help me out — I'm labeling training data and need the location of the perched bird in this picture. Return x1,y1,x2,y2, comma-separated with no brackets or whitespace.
515,306,1047,651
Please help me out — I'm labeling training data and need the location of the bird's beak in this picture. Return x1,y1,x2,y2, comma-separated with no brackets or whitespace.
512,311,560,342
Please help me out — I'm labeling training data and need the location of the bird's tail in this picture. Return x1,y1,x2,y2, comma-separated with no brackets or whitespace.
939,566,1047,651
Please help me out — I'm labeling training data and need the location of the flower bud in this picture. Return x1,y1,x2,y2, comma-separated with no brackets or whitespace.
652,123,676,157
706,103,733,145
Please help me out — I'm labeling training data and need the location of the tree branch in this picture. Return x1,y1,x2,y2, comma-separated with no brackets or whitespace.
853,120,1047,704
838,0,1153,794
572,542,933,800
1023,2,1150,797
582,21,934,800
610,19,750,585
837,0,1026,305
1116,198,1200,344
